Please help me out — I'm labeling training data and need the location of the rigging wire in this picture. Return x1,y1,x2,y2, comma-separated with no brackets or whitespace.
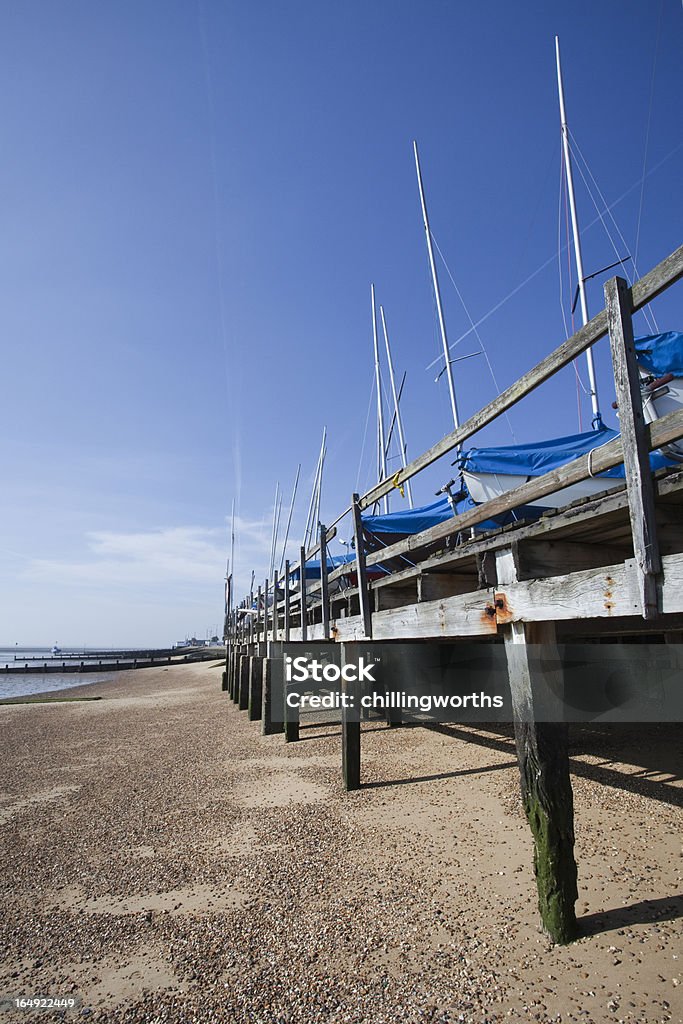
567,128,659,334
424,140,682,369
429,232,517,443
355,370,376,495
635,0,664,268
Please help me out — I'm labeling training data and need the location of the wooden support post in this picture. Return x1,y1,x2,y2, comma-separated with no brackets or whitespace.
300,545,308,642
238,654,250,711
231,648,241,702
284,678,300,743
497,548,577,944
261,651,284,736
248,656,263,721
605,275,661,619
341,643,361,790
320,523,330,639
222,641,230,691
272,574,278,642
351,494,373,639
284,560,291,642
264,578,269,647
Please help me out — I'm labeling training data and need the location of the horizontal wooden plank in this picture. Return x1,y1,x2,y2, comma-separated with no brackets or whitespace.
494,552,683,623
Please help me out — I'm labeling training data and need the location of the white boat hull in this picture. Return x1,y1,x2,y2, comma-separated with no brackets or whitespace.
641,375,683,461
462,469,622,509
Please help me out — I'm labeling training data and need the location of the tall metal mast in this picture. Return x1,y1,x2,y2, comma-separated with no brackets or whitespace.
371,284,389,513
413,140,460,433
555,36,601,427
380,304,413,507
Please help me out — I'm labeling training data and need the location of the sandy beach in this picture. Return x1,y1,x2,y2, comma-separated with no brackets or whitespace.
0,661,680,1023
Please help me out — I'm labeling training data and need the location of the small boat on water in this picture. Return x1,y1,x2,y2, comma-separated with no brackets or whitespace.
51,643,61,655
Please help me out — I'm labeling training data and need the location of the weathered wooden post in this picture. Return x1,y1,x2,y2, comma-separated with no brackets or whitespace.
320,523,330,639
248,654,263,721
284,560,291,642
605,275,661,619
351,494,373,639
261,644,284,736
238,653,250,711
341,642,361,791
496,547,577,944
299,545,308,642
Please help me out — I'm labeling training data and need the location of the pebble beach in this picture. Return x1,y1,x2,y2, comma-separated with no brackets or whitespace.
0,661,681,1023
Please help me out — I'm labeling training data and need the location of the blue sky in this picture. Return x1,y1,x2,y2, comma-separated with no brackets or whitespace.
1,1,681,646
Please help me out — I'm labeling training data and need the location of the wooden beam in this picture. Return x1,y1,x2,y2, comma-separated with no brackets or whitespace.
341,643,361,791
284,560,291,642
497,548,578,944
248,656,263,722
360,245,683,510
320,523,330,639
299,545,308,643
605,275,661,618
351,493,373,639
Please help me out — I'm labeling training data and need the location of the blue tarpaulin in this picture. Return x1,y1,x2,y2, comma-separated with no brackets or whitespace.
459,425,674,479
289,554,356,582
635,332,683,377
362,492,537,536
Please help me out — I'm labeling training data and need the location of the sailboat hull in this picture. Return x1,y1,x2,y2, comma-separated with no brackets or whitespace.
462,469,622,509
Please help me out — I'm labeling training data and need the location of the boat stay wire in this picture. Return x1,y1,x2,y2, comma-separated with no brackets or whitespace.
424,139,683,371
429,231,517,443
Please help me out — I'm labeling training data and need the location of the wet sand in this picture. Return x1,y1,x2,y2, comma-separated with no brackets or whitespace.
0,662,681,1023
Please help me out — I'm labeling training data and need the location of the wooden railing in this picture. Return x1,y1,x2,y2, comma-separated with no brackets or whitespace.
231,243,683,642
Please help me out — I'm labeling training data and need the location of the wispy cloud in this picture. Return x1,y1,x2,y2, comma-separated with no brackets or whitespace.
23,521,270,591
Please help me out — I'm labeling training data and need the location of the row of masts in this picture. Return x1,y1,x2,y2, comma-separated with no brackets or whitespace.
225,36,601,625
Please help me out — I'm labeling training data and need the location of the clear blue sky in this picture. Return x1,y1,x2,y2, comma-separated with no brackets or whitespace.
1,1,681,646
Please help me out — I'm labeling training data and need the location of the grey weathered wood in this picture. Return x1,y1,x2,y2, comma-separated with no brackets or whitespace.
299,545,308,642
351,493,373,639
363,408,683,570
341,644,361,791
497,548,578,944
515,538,631,580
238,654,250,710
360,245,683,510
284,559,291,641
248,656,263,721
261,656,284,735
605,275,661,619
320,523,330,639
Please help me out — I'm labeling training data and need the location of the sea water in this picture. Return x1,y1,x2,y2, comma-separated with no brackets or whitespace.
0,647,117,700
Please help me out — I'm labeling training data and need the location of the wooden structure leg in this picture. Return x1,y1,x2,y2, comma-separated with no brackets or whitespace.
248,656,263,721
341,643,361,791
261,657,284,736
238,655,250,711
503,618,578,944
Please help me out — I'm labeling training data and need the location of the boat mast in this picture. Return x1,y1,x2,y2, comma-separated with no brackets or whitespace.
413,140,460,434
555,36,602,428
372,284,389,513
380,304,414,507
278,463,301,574
302,427,326,551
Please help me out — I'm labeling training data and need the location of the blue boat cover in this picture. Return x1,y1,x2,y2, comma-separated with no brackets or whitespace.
459,425,674,479
362,493,535,536
289,554,356,582
635,332,683,377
